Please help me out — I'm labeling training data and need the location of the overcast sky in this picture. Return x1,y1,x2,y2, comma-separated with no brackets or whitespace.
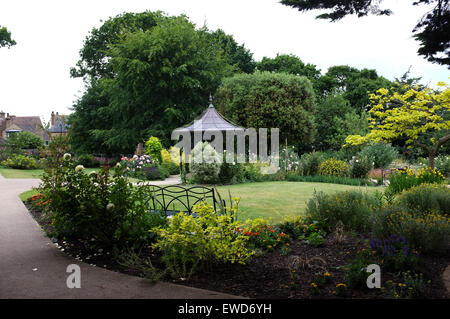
0,0,449,123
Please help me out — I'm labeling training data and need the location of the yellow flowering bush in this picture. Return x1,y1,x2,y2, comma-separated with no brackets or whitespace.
388,167,445,194
151,202,253,278
397,183,450,215
373,206,449,254
318,158,350,177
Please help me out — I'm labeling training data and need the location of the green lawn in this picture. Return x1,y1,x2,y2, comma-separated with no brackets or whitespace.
215,182,379,223
0,168,45,179
0,168,102,179
18,180,380,225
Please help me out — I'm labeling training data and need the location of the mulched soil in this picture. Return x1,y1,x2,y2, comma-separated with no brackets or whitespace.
25,202,449,299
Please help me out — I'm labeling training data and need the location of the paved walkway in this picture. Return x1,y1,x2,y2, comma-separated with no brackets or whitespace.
0,174,241,299
135,175,182,186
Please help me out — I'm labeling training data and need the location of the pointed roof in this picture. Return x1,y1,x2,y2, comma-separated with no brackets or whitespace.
174,95,244,133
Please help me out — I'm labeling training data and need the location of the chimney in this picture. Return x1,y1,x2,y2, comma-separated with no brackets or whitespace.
0,111,5,120
51,111,55,126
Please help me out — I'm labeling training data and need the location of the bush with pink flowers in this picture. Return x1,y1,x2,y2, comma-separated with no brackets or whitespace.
119,154,169,180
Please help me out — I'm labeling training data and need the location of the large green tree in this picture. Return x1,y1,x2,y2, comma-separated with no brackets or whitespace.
316,65,392,112
215,71,316,149
257,54,321,80
281,0,450,67
71,11,254,80
0,25,16,48
70,14,234,154
315,93,369,150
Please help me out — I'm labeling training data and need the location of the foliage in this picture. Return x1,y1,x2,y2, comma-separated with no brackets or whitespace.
204,29,256,74
239,218,292,252
256,54,321,81
161,149,180,175
151,202,253,278
0,25,16,48
70,13,235,154
369,235,419,272
384,272,431,299
189,142,222,184
305,190,377,232
39,133,71,169
38,156,164,250
434,155,450,176
346,83,450,169
315,93,367,150
71,11,254,79
343,248,377,289
6,131,44,150
1,154,38,169
318,158,350,177
286,173,375,186
215,71,316,148
372,204,450,254
218,151,245,184
349,155,373,179
280,0,450,67
297,152,324,176
145,136,163,163
315,66,392,111
358,142,398,169
396,183,450,215
279,145,300,172
75,154,99,168
387,167,445,194
120,154,169,181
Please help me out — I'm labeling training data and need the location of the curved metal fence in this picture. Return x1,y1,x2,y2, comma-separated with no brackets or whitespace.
145,184,218,215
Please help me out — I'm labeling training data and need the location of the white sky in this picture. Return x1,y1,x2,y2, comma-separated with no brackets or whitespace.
0,0,449,123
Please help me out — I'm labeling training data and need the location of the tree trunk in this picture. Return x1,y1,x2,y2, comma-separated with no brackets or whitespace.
428,152,436,169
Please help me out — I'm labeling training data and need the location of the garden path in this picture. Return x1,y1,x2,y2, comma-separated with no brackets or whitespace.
0,174,240,298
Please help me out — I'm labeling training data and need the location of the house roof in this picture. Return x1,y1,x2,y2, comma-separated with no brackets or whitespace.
6,116,49,141
50,114,69,133
173,96,243,133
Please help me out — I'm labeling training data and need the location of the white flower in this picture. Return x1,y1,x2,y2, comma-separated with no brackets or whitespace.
89,171,97,177
75,165,84,172
116,163,121,168
106,203,115,211
63,153,71,161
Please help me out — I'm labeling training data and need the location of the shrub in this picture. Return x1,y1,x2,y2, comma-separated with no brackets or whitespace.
388,167,445,194
372,206,450,254
318,158,350,177
286,173,375,186
1,154,38,169
6,131,44,149
305,190,376,232
349,155,373,179
120,154,168,180
358,142,397,170
435,155,450,177
161,149,179,175
151,202,253,278
280,146,300,172
239,218,291,252
369,235,419,272
189,142,221,184
75,154,99,168
344,249,377,289
39,157,163,250
297,152,324,176
383,272,430,299
145,136,163,163
396,183,450,215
